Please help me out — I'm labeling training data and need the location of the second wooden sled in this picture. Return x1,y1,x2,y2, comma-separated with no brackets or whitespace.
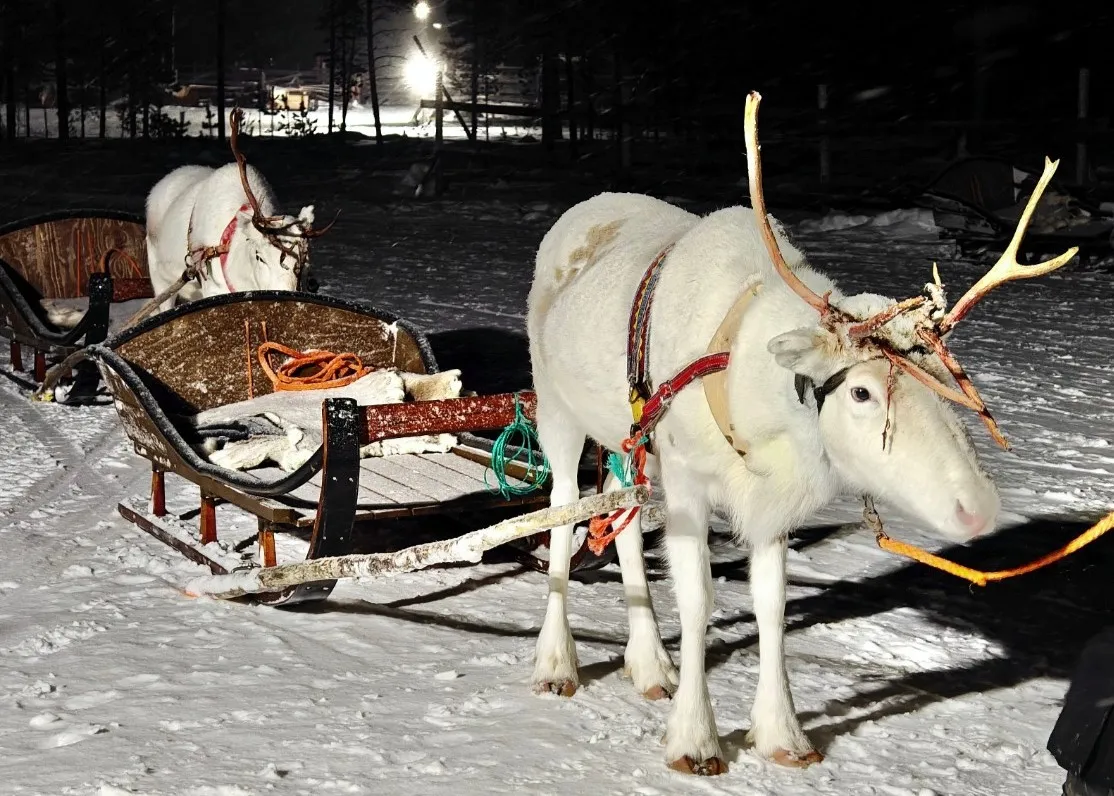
89,290,605,606
0,209,152,391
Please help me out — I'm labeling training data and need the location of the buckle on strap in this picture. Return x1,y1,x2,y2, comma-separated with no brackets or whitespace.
629,384,650,423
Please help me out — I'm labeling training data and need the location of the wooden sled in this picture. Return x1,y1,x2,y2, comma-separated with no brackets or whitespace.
88,291,604,607
0,209,153,395
916,156,1113,264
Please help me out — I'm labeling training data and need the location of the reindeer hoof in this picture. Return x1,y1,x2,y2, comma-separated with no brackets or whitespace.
533,679,577,698
771,748,824,768
643,684,673,701
669,755,728,776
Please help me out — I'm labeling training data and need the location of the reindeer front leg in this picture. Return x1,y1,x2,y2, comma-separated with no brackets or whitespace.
660,466,726,775
747,537,823,766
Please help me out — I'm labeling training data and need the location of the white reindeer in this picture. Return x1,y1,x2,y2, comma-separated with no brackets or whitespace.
145,111,329,311
525,93,1075,775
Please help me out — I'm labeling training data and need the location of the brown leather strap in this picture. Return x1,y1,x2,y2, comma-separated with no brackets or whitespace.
703,280,763,455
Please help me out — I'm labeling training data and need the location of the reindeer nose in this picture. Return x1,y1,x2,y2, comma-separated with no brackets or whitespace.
955,501,990,537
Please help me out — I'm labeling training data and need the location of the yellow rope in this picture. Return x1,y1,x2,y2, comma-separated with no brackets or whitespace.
866,497,1114,587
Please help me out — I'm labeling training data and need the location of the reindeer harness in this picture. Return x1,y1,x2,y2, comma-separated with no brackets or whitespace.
186,202,252,292
588,241,844,551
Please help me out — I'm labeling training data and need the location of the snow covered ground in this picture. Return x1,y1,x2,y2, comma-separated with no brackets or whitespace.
2,191,1113,796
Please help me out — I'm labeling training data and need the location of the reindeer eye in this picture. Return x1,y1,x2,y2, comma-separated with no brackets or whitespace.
851,386,871,403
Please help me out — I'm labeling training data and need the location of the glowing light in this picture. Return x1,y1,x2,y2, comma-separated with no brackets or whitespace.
403,52,439,98
414,1,430,20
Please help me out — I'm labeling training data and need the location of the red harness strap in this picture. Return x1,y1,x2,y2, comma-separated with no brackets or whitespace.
187,202,251,292
638,352,730,434
586,243,731,554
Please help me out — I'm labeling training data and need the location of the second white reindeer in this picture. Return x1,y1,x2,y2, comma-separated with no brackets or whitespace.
145,111,329,311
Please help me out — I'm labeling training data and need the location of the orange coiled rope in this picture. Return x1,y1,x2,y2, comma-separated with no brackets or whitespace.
257,340,372,391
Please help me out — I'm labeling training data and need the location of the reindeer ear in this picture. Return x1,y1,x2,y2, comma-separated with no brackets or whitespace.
767,327,840,379
298,205,315,226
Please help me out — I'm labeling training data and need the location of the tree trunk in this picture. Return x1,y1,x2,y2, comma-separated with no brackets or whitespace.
339,31,349,132
364,0,382,143
469,4,479,146
327,0,336,135
613,49,629,173
583,55,594,141
2,7,14,139
54,0,69,140
216,0,226,142
564,42,577,159
540,36,561,148
98,50,106,138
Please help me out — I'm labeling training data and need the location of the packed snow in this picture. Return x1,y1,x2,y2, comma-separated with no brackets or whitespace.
2,189,1113,796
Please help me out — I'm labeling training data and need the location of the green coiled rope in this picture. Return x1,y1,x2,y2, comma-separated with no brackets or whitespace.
485,393,551,498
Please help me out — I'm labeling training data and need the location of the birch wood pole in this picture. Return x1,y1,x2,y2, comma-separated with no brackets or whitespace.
186,484,652,599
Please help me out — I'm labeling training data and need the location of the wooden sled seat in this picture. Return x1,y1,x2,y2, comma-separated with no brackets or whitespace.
87,291,551,606
0,209,152,383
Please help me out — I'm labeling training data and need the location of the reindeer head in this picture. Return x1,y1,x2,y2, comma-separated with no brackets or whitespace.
227,109,335,292
746,91,1076,541
229,202,318,292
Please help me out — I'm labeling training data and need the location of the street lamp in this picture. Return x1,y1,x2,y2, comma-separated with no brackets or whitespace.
414,1,430,20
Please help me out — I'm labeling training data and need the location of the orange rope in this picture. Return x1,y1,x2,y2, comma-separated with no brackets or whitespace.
97,247,145,279
869,499,1114,587
244,320,254,399
587,435,649,555
257,340,372,391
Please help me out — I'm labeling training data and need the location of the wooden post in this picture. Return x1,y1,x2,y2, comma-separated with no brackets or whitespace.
33,350,45,382
433,67,444,196
257,520,277,567
151,466,166,517
434,68,444,147
619,79,631,174
10,340,22,372
200,492,217,545
818,83,830,184
1076,67,1089,186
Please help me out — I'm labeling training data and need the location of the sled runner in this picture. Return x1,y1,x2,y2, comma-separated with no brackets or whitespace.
0,209,153,391
90,291,609,606
916,156,1113,263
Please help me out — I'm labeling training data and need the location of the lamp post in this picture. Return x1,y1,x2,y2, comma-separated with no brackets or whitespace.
413,2,444,193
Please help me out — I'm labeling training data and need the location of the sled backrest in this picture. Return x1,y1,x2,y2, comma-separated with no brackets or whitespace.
107,292,437,414
0,211,151,301
925,157,1019,214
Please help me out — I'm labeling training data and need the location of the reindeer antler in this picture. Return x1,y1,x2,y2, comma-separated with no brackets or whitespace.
227,107,338,244
744,92,850,323
229,108,266,223
745,92,1079,451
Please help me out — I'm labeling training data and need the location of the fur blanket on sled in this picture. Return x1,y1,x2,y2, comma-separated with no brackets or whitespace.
185,368,464,473
39,297,151,334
